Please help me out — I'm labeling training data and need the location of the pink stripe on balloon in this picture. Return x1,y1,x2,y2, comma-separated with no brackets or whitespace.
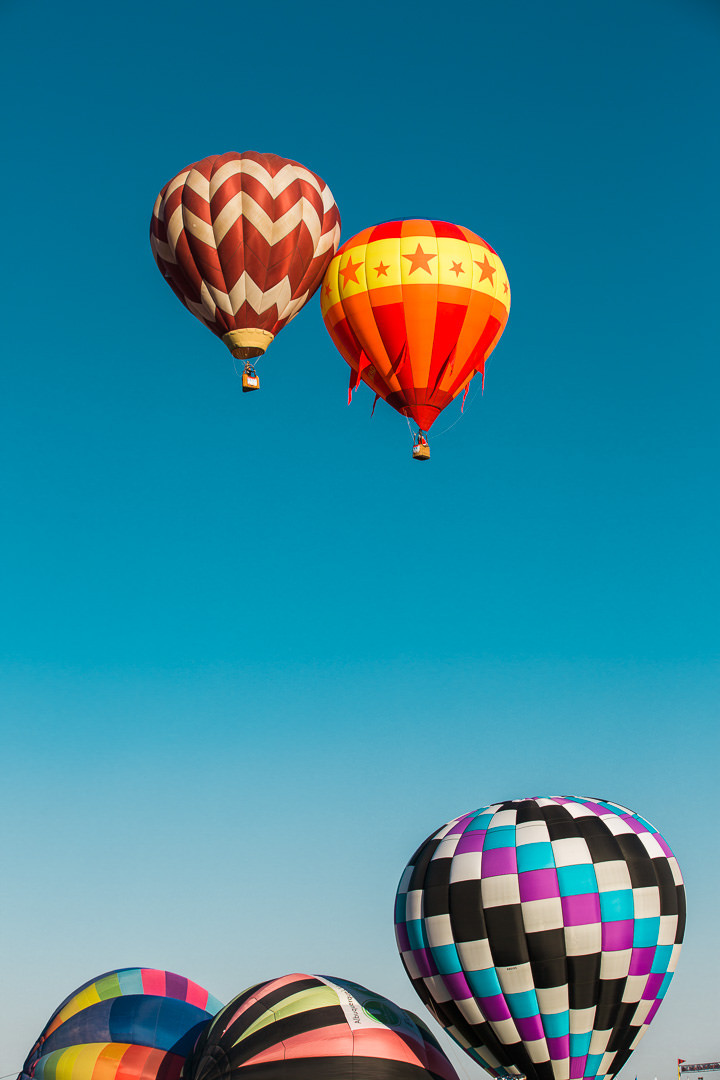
141,970,166,996
184,979,210,1009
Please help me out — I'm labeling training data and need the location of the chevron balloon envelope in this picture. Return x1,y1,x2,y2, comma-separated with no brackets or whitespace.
150,151,341,362
395,796,685,1080
183,972,462,1080
18,968,223,1080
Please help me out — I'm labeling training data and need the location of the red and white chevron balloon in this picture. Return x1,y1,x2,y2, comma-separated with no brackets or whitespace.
150,151,341,360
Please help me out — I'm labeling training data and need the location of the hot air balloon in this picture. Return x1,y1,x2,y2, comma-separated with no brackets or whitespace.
320,220,510,458
395,797,685,1080
184,972,460,1080
151,152,341,392
19,968,222,1080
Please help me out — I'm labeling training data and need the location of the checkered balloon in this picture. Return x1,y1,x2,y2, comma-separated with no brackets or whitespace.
394,796,685,1080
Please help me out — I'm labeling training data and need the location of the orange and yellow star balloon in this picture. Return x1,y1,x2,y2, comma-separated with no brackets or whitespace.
321,220,510,434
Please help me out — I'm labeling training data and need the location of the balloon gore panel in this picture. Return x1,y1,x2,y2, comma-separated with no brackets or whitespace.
183,973,461,1080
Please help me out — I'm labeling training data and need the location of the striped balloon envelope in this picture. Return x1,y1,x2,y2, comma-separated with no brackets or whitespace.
395,797,685,1080
18,968,223,1080
320,220,510,439
183,972,461,1080
151,151,341,365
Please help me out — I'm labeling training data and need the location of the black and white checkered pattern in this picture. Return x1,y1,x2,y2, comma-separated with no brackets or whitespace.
394,797,685,1080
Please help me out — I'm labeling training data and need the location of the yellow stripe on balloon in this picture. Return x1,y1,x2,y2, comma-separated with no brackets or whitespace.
232,986,339,1047
435,237,474,288
53,987,103,1029
363,238,402,289
467,245,510,306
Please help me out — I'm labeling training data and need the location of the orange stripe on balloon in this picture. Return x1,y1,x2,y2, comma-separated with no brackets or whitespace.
349,1027,426,1065
401,220,437,239
240,1025,353,1067
87,1044,128,1080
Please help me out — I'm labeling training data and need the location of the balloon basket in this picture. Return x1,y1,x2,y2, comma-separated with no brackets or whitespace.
241,363,260,392
412,441,430,461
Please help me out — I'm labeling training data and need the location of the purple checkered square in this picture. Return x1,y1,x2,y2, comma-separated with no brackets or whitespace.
561,893,601,926
644,999,662,1023
482,847,518,877
642,973,664,999
414,949,437,978
570,1055,588,1078
454,814,475,833
476,994,512,1022
396,923,411,951
629,948,655,976
547,1035,570,1059
442,971,473,1000
601,920,634,951
519,868,560,902
516,1015,544,1042
455,831,487,855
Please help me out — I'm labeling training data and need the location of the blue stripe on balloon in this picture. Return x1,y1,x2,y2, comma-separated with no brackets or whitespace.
483,827,517,850
516,842,555,872
651,944,674,973
466,967,502,998
406,919,426,952
570,1031,592,1056
557,864,598,897
599,890,634,921
430,943,463,975
506,989,540,1018
541,1011,569,1038
117,970,145,997
466,813,495,831
205,993,223,1015
633,917,661,948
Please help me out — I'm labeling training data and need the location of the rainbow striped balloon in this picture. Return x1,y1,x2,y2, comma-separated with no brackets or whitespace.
19,968,223,1080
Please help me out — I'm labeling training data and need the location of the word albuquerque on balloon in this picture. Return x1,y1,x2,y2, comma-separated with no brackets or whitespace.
321,220,510,457
183,972,461,1080
395,796,685,1080
18,968,222,1080
151,152,341,389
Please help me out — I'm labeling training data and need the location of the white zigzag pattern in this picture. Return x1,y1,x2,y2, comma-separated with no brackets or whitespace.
207,157,324,200
212,190,321,248
184,271,311,324
159,189,324,256
153,155,339,329
153,215,338,278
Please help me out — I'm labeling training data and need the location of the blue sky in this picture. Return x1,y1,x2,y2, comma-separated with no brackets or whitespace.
1,0,718,1077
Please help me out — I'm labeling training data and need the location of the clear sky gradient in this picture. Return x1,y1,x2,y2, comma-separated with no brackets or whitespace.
1,1,718,1078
